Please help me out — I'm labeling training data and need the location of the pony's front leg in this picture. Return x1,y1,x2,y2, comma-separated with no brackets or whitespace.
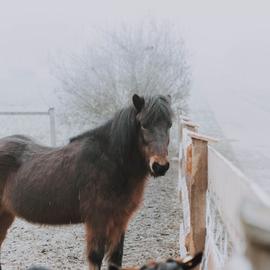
86,224,105,270
108,233,125,269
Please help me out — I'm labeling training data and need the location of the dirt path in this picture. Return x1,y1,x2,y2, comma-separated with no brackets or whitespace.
1,162,181,270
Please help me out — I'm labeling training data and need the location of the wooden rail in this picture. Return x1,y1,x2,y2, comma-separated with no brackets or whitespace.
179,114,270,270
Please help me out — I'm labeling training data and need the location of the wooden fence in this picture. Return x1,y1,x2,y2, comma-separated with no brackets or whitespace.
178,115,270,270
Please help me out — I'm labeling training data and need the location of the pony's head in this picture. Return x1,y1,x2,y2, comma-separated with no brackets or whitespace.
133,94,173,177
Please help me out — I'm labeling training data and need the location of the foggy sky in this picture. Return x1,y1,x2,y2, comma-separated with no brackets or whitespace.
1,0,270,186
1,0,269,107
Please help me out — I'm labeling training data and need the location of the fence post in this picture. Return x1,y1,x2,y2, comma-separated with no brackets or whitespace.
241,201,270,270
186,135,208,258
178,116,200,257
178,119,199,207
185,132,218,270
48,107,56,147
179,119,199,189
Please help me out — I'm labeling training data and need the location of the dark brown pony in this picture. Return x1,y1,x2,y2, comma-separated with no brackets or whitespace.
0,94,173,270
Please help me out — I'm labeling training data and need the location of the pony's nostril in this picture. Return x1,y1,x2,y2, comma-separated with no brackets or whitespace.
152,162,161,174
152,162,170,176
164,162,170,171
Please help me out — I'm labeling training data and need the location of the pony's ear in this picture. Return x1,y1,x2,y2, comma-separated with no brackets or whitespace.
167,94,172,104
182,252,203,269
132,94,145,113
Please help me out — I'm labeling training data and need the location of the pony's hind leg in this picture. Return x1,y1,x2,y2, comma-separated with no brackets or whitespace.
108,233,125,269
0,210,15,270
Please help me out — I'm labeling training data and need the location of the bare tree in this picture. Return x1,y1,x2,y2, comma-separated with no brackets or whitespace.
55,21,191,129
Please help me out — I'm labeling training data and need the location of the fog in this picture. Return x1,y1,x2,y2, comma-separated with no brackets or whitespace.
0,0,270,189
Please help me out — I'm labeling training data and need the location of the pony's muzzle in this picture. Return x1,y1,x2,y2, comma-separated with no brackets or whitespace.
151,161,170,176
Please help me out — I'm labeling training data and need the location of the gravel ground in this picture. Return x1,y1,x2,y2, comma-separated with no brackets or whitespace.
1,162,181,270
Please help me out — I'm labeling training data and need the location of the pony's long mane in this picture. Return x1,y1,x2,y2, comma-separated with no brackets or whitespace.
110,106,138,163
70,95,173,166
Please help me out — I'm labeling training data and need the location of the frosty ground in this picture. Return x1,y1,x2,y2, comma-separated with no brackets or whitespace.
1,162,180,270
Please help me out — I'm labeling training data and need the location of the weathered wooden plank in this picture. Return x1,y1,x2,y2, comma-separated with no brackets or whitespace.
188,139,208,252
188,131,219,143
